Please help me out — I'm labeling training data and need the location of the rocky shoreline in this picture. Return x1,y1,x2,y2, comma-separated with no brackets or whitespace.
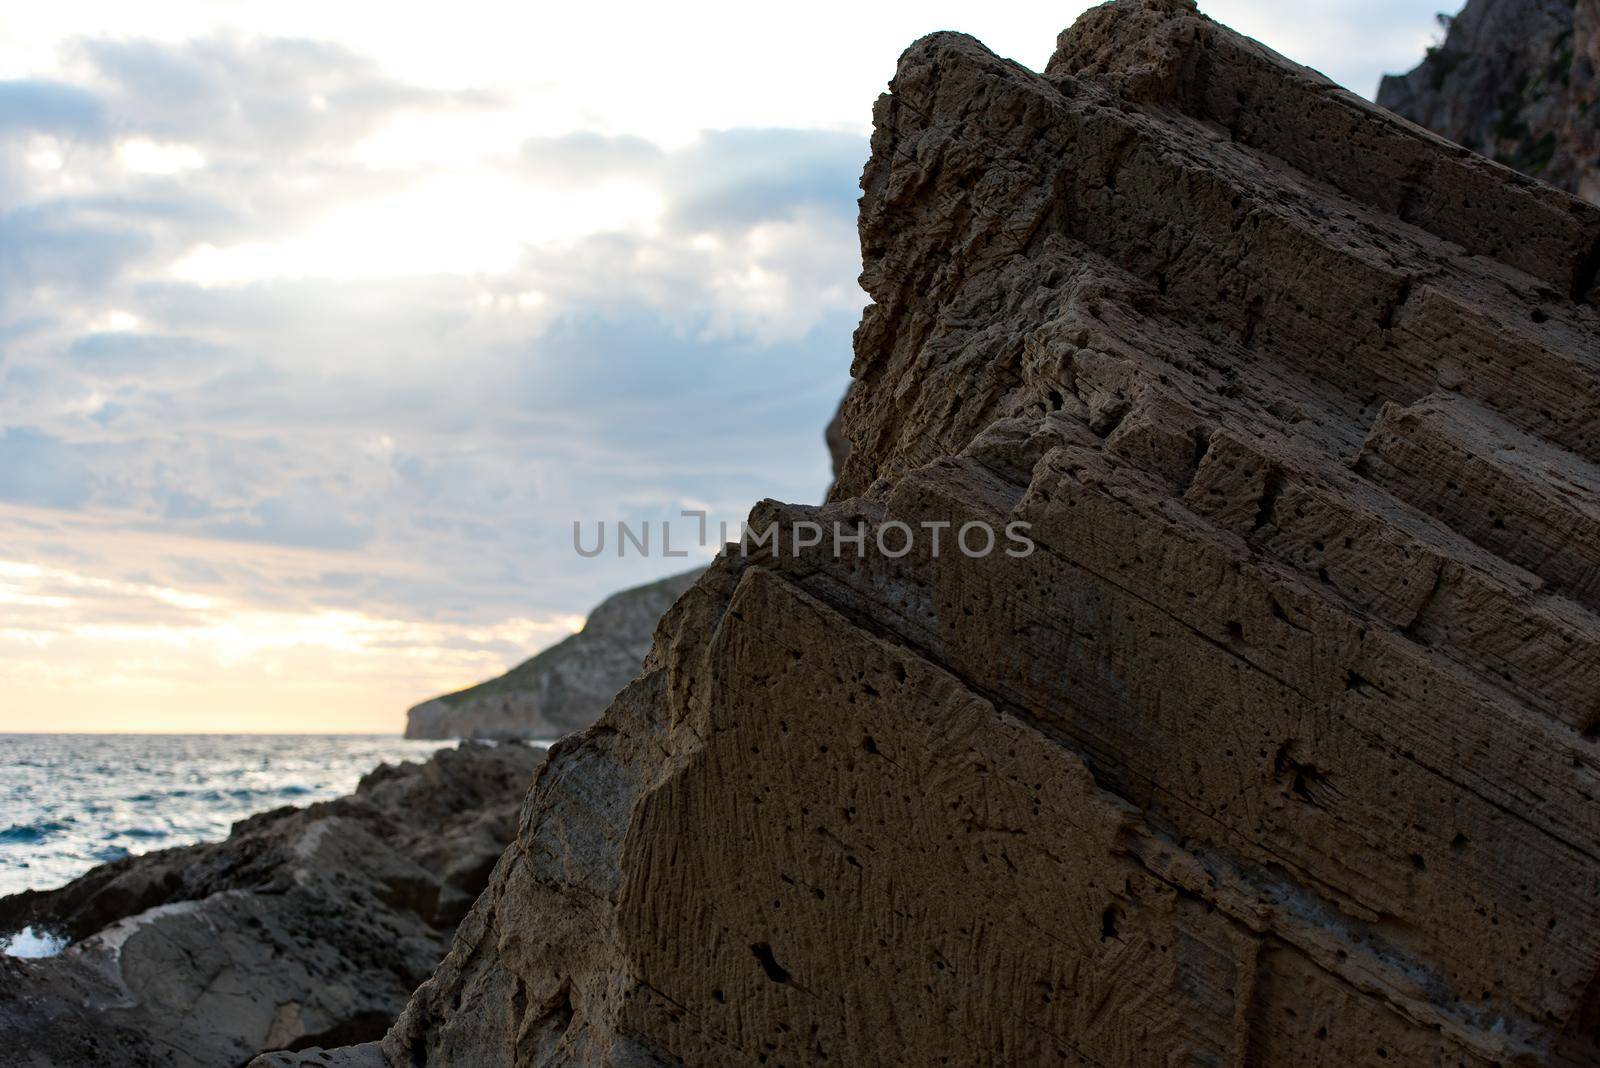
0,741,543,1067
5,2,1599,1066
264,1,1600,1064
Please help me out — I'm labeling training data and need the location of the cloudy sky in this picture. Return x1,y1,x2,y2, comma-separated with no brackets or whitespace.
0,0,1449,732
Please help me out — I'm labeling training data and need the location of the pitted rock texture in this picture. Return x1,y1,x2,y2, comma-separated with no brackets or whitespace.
326,2,1597,1065
0,742,543,1068
1379,0,1600,203
405,569,702,741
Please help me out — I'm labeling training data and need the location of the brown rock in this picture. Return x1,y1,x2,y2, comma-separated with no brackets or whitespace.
327,2,1600,1065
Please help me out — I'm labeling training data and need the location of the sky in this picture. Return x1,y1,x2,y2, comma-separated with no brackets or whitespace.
0,0,1451,732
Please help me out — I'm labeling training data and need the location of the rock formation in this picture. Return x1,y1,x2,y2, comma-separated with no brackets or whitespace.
405,569,702,741
1379,0,1600,202
270,1,1600,1065
824,382,853,489
0,742,543,1067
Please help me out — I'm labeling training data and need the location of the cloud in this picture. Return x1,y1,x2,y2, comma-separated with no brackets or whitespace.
75,34,494,155
0,80,106,136
0,428,95,509
661,128,866,233
0,203,157,299
0,28,863,730
207,494,375,552
66,330,221,372
518,131,664,187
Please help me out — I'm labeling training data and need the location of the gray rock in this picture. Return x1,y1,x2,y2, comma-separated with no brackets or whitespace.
249,1042,388,1068
405,569,702,741
1379,0,1600,202
0,741,543,1067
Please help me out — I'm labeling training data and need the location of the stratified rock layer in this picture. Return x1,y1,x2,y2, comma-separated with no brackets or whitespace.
1380,0,1600,203
354,2,1597,1065
0,742,543,1068
405,570,702,741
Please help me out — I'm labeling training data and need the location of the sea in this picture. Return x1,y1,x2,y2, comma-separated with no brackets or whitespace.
0,733,457,910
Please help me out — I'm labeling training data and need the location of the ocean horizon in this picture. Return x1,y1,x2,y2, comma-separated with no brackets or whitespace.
0,733,474,902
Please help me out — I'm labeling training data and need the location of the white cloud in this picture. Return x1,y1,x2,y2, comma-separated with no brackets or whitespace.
117,138,205,174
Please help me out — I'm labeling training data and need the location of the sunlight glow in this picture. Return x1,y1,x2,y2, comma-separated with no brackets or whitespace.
0,554,587,732
171,176,664,283
117,138,207,175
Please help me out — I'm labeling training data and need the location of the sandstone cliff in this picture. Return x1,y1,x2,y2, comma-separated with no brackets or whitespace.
0,742,543,1067
286,1,1600,1065
1379,0,1600,203
405,570,702,741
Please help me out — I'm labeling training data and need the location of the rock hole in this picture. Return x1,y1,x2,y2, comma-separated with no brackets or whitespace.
751,942,792,984
1099,904,1121,942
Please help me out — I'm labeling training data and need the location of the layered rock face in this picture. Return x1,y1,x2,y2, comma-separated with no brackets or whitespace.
0,742,543,1067
301,2,1599,1065
406,569,702,740
1379,0,1600,203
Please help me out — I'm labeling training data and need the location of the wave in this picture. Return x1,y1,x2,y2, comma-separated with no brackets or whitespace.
0,734,451,897
0,820,73,845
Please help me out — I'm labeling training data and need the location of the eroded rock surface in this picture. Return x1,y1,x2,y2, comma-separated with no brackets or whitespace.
1380,0,1600,203
316,2,1597,1065
0,742,543,1067
405,569,702,741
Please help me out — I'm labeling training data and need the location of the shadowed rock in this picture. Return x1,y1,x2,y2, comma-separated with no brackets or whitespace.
405,569,702,741
0,742,543,1067
1380,0,1600,203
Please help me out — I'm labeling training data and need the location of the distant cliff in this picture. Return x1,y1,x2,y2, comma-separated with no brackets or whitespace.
1379,0,1600,202
404,569,701,741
